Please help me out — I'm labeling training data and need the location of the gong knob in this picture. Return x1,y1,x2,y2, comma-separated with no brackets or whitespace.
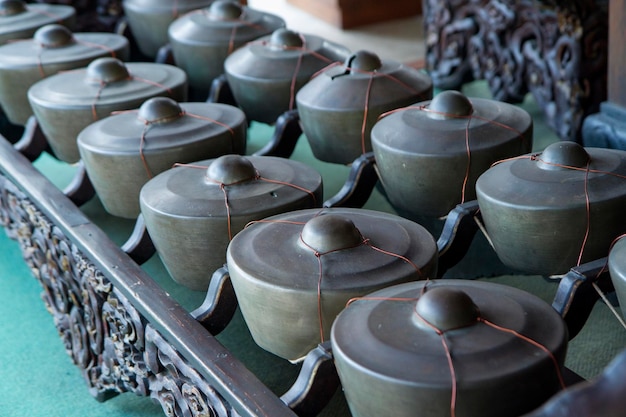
138,97,183,124
300,214,363,253
537,141,590,171
415,286,479,331
208,0,242,20
346,50,382,73
269,28,303,49
0,0,26,16
34,24,74,48
206,154,256,185
427,90,474,120
86,57,130,83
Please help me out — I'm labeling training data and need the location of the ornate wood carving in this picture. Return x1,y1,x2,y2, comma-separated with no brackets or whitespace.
0,174,238,416
424,0,608,142
33,0,124,32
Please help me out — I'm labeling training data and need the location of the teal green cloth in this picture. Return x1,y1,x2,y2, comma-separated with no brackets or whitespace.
1,80,625,417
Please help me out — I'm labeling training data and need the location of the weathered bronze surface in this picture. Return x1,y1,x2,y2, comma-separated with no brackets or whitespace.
0,0,75,45
476,141,626,275
168,1,285,95
122,0,214,58
331,279,568,417
77,97,247,218
608,236,626,320
371,90,533,218
296,50,433,164
0,24,130,126
27,57,188,163
227,207,438,362
224,28,350,124
140,154,324,291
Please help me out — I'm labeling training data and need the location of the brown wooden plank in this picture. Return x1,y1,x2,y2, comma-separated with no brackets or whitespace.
286,0,421,28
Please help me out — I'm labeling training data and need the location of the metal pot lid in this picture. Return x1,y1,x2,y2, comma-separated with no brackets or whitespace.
140,154,323,218
224,28,349,81
227,208,438,291
77,97,246,153
0,24,128,68
295,50,433,111
371,90,532,154
476,141,626,209
331,279,567,385
168,1,285,45
28,57,187,107
0,1,75,43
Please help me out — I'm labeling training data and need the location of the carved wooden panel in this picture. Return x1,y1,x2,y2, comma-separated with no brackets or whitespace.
424,0,608,142
0,174,239,416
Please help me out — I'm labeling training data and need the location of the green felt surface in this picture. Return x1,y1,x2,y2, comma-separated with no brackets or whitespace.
1,81,625,417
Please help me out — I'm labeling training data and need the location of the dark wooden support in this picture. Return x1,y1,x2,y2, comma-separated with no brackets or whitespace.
435,200,481,278
190,266,239,336
207,74,239,107
120,214,156,265
207,78,302,159
63,161,96,207
552,257,615,340
13,116,48,162
280,342,340,417
155,43,175,66
253,110,302,158
323,152,378,208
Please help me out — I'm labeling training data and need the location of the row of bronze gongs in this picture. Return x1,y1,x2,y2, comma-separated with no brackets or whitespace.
4,0,626,359
3,3,626,417
6,2,619,348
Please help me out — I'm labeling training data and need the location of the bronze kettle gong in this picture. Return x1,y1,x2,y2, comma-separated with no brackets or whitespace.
476,141,626,276
27,57,188,163
371,90,533,218
0,24,130,126
122,0,214,59
77,97,247,218
331,279,568,417
226,207,438,362
139,154,324,291
168,0,285,97
295,50,433,164
0,0,75,45
224,28,350,124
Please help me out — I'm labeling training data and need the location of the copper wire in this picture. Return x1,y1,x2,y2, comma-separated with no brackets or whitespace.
379,104,529,205
345,287,569,417
491,153,626,268
479,317,566,389
360,73,374,155
171,164,318,241
576,161,592,267
296,218,426,342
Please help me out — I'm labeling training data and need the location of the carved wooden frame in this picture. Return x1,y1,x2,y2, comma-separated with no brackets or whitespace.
423,0,609,142
0,135,297,417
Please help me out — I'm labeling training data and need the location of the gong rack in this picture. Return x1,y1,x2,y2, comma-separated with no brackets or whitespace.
1,108,622,417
